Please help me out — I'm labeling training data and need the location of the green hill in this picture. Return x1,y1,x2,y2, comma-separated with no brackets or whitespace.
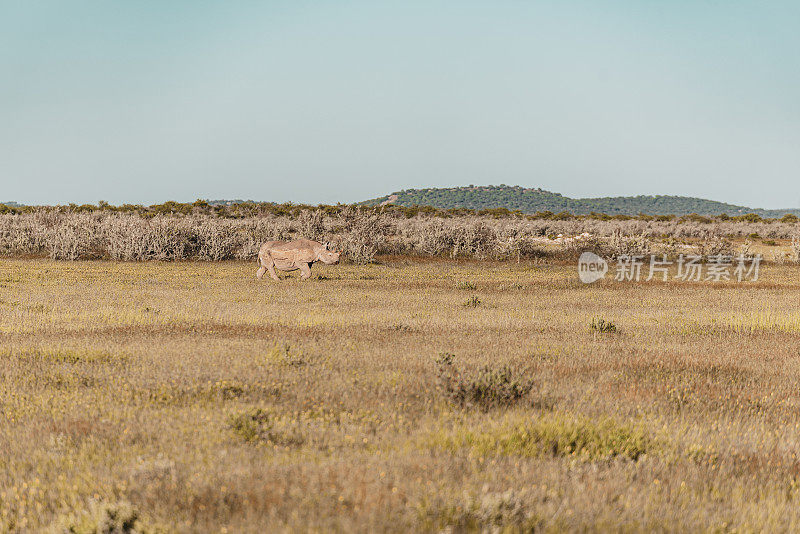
363,185,800,217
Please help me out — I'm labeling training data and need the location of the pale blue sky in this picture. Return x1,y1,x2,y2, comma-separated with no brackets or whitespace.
2,1,798,207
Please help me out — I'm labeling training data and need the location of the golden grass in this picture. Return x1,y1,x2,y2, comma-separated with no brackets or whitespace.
3,258,800,531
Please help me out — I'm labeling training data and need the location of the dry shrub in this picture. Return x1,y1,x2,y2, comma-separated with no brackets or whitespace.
228,407,378,451
47,213,104,260
435,353,533,409
451,221,495,259
49,499,167,534
1,208,797,262
297,209,326,242
699,230,733,257
608,229,651,259
235,218,292,260
338,207,388,264
416,220,456,257
791,237,800,264
419,489,543,532
229,409,306,447
194,220,240,261
494,229,545,261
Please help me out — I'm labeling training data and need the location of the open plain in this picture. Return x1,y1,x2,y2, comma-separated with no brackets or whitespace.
2,258,800,532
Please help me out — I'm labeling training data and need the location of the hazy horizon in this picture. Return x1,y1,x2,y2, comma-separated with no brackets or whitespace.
4,183,800,211
2,2,798,208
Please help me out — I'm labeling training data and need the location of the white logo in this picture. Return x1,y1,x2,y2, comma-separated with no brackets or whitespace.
576,253,761,284
578,252,608,284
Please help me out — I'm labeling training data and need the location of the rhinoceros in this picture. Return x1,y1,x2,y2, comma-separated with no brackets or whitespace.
256,239,340,281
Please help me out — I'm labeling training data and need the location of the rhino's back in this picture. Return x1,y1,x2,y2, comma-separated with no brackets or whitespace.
270,239,321,253
263,239,320,264
260,239,318,254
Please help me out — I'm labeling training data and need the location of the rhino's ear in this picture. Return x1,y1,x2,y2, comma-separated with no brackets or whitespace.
323,241,330,250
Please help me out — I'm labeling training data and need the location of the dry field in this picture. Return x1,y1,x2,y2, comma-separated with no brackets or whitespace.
2,257,800,532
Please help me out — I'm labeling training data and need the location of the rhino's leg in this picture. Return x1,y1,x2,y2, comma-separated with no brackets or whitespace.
267,261,281,281
257,250,272,280
299,262,312,280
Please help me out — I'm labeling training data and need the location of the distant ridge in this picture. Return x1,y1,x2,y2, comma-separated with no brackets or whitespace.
363,185,800,217
207,199,250,207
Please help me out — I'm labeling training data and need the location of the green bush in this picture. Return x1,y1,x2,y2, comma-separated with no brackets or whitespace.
430,414,655,461
228,409,306,446
462,296,481,308
50,500,167,534
435,354,532,409
417,489,544,532
590,317,617,333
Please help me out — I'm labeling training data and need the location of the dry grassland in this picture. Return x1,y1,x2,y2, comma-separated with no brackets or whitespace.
2,258,800,532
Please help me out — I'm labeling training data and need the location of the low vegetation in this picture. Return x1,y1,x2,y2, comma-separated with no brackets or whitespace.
461,295,481,308
590,317,618,333
426,412,656,461
3,258,800,531
1,203,799,264
435,354,533,409
50,500,166,534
